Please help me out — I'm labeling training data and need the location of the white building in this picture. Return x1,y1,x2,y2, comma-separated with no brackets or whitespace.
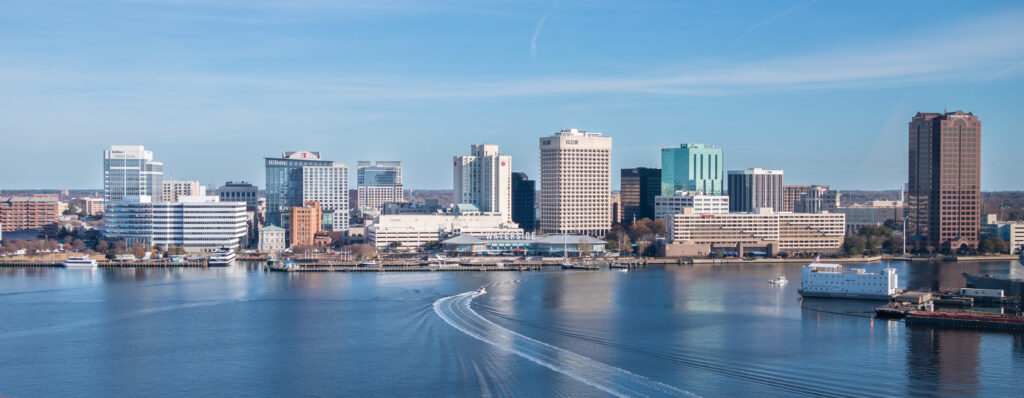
539,129,612,236
302,163,349,232
357,161,403,214
835,201,904,234
104,196,247,252
454,144,512,221
662,207,845,257
654,191,729,219
258,225,287,253
162,180,206,202
103,145,163,212
367,213,522,250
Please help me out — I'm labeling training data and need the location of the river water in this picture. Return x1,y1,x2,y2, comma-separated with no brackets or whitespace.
1,260,1022,397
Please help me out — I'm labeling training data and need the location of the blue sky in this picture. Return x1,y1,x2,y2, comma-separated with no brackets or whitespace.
1,0,1023,191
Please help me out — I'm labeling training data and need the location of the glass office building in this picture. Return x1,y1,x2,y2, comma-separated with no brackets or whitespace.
264,151,334,227
661,144,723,196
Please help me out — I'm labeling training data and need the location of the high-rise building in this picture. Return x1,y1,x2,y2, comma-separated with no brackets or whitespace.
302,164,349,232
511,172,536,232
621,167,661,224
162,180,205,202
357,161,403,213
0,196,59,233
264,151,335,227
453,144,512,220
908,110,981,251
539,129,612,236
728,168,784,213
610,193,622,224
783,185,819,213
661,144,724,196
104,196,247,252
218,181,259,211
289,201,322,247
103,145,163,211
654,191,730,219
795,185,841,213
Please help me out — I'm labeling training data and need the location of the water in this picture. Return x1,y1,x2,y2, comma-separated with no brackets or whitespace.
1,260,1023,397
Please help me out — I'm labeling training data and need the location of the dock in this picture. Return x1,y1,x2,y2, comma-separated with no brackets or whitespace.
267,264,542,273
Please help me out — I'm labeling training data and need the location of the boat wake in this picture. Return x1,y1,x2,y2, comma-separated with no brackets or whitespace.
433,291,694,397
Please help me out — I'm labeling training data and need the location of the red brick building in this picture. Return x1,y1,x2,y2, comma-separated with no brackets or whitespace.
0,196,60,233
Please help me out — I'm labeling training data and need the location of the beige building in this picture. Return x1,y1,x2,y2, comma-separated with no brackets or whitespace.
654,191,729,220
367,213,522,250
453,144,512,221
258,225,287,252
836,201,904,234
162,180,206,202
539,129,612,236
83,197,105,216
662,208,845,257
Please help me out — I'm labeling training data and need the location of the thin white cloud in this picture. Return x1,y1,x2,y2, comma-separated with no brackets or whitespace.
739,0,818,39
531,14,547,60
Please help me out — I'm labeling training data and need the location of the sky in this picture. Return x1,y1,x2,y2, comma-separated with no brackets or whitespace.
1,0,1023,191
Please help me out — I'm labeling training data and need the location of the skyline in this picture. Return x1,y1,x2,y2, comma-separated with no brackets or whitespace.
2,1,1024,190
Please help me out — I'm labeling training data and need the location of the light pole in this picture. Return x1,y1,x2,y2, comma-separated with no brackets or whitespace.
902,215,908,255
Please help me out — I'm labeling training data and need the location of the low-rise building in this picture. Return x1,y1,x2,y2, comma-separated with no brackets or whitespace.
1000,223,1024,253
368,213,522,250
162,180,206,202
258,225,286,252
104,196,247,252
836,201,904,234
442,233,607,257
654,191,729,220
289,202,321,247
661,207,845,257
82,197,105,216
0,196,60,233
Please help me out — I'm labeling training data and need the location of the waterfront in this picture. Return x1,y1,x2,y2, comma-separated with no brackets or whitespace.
1,260,1022,397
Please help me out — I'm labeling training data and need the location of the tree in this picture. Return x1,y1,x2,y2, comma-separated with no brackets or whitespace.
96,240,110,253
979,237,1009,254
72,239,86,252
578,238,591,258
843,236,867,256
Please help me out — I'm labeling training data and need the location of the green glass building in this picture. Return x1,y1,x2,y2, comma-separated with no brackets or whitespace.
661,144,724,196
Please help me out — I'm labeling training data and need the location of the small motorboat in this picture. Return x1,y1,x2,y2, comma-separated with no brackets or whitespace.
476,287,487,295
769,275,789,285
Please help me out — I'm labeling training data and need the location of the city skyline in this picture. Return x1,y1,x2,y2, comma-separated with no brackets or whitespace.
1,1,1023,190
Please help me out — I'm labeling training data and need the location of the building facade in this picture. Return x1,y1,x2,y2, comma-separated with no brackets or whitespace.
510,172,536,232
104,196,247,252
453,144,512,221
621,167,661,224
728,168,784,213
162,180,205,202
258,225,287,252
441,233,607,257
539,129,612,236
302,164,349,232
907,110,981,251
0,196,59,232
783,185,832,213
661,144,723,196
357,161,403,214
662,208,845,257
367,213,522,250
289,201,322,247
82,197,105,216
218,181,259,210
795,185,841,213
654,191,730,219
264,151,335,227
103,145,163,211
836,201,904,234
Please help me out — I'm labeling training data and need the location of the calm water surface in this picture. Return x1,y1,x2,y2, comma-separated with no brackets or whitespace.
1,260,1023,397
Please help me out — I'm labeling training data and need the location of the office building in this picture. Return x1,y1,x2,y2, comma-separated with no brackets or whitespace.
82,197,105,216
654,191,730,219
539,129,612,236
103,145,163,211
610,193,622,224
621,167,661,224
218,181,259,210
728,168,784,213
367,213,522,250
0,196,59,232
302,164,349,232
104,196,247,252
907,110,981,251
258,225,287,253
783,185,831,213
289,202,322,247
661,144,723,196
836,201,905,234
510,172,536,232
453,144,512,220
162,180,205,202
264,150,336,227
795,185,841,213
661,208,845,257
357,161,403,213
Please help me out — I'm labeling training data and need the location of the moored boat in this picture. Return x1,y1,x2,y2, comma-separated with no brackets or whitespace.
63,255,97,269
207,246,236,267
798,263,897,300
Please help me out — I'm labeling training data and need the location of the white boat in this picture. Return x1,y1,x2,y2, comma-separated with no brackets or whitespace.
63,255,97,269
769,275,788,285
359,260,382,268
476,287,487,295
427,254,459,267
798,263,897,300
207,246,236,267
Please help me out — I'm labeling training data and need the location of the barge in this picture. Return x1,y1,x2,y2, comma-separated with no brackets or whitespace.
798,263,898,300
905,311,1024,333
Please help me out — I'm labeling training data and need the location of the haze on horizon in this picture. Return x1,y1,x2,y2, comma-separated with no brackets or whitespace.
1,0,1023,191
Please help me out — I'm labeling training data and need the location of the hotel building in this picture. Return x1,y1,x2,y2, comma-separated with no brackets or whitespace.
265,151,348,232
539,129,612,236
357,161,403,214
728,168,784,213
104,196,247,252
907,110,981,250
454,144,512,221
103,145,163,212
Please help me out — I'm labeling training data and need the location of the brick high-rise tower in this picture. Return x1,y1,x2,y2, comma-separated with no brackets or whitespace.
907,110,981,252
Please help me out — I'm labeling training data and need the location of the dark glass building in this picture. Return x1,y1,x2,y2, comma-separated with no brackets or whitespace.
620,167,661,224
908,110,981,251
264,151,333,227
511,172,536,231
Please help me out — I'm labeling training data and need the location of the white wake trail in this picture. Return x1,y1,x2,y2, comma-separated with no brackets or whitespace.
433,292,696,398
